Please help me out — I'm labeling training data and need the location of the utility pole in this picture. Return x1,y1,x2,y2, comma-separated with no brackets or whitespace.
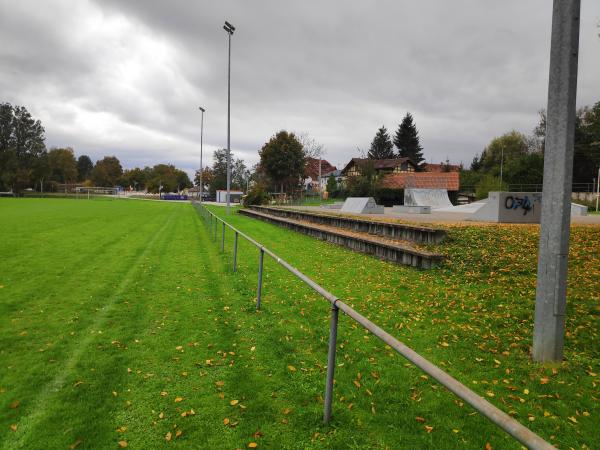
596,168,599,212
199,106,205,203
223,21,235,214
533,0,580,363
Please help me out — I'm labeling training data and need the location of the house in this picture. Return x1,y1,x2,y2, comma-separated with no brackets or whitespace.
341,158,416,177
379,172,460,202
320,169,344,192
421,162,461,173
303,158,337,192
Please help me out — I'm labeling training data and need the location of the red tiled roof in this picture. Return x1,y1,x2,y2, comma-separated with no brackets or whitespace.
305,158,336,180
421,163,460,173
379,172,460,191
341,158,415,174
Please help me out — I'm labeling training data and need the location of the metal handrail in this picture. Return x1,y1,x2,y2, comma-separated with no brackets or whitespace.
193,202,554,450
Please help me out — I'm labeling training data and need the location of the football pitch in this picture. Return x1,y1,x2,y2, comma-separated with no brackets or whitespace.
0,198,598,449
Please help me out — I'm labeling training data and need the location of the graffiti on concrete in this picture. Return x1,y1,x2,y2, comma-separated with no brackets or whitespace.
504,195,533,215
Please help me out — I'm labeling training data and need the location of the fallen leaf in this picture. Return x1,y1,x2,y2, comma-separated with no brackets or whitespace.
287,365,297,373
223,418,230,425
9,400,20,409
248,443,258,448
118,441,128,448
160,391,168,397
424,425,433,433
415,416,426,423
485,443,492,450
175,430,182,438
10,424,17,432
174,397,183,403
230,399,239,406
165,431,172,441
69,439,83,449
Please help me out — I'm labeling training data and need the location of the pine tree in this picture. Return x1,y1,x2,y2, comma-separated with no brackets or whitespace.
367,126,394,159
394,113,424,166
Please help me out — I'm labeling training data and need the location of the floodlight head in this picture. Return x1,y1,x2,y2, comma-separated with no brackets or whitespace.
224,21,235,31
199,106,205,112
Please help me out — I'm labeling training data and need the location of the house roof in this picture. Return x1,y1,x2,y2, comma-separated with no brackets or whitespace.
322,169,342,178
341,157,414,174
379,172,460,191
304,157,336,180
421,162,461,173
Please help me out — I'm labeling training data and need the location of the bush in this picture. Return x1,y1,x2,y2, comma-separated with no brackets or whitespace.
243,183,269,206
475,174,508,200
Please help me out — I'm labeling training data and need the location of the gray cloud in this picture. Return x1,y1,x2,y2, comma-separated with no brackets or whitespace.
1,0,599,177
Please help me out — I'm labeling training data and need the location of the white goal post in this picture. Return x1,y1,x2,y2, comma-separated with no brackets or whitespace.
75,186,119,199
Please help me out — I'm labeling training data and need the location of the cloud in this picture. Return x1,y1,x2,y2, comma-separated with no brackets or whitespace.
1,0,599,178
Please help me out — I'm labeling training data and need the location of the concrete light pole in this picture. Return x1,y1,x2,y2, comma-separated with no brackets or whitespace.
199,106,205,203
533,0,580,363
223,20,235,214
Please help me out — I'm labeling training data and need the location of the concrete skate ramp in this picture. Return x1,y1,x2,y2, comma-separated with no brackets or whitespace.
404,188,452,209
435,201,487,213
340,197,385,214
469,192,588,222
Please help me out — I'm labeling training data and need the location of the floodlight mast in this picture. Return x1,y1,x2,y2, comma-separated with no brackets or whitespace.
199,106,205,203
223,20,234,214
533,0,580,362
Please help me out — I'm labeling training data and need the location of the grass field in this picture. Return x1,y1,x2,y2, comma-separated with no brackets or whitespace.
0,199,598,449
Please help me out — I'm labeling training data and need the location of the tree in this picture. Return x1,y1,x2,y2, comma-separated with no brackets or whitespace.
480,131,530,177
0,103,46,193
394,113,424,166
231,158,248,190
194,167,213,191
121,167,147,190
77,155,94,181
297,132,324,160
259,130,305,193
326,173,338,194
145,164,191,193
573,102,600,186
91,156,123,186
367,126,394,159
209,149,228,196
48,147,78,186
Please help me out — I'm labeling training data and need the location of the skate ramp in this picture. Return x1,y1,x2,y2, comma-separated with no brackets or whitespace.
341,197,385,214
404,188,452,209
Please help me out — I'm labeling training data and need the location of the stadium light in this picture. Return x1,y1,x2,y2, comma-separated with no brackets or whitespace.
223,20,234,213
199,106,205,203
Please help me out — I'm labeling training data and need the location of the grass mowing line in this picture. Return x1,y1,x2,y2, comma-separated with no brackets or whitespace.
2,209,177,449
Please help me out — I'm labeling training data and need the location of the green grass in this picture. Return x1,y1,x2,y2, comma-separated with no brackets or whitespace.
0,199,597,449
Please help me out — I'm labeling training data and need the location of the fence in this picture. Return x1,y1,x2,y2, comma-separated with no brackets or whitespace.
194,202,554,450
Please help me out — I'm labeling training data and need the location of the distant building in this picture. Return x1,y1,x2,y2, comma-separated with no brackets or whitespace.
341,158,416,177
303,157,337,192
421,162,461,173
320,169,344,191
379,171,460,192
216,190,244,203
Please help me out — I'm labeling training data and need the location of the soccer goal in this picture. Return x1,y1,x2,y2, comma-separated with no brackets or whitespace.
75,186,119,200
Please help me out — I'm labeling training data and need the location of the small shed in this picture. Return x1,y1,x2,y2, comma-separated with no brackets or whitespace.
216,190,244,203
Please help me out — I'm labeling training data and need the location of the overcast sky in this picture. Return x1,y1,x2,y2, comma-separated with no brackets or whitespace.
1,1,599,177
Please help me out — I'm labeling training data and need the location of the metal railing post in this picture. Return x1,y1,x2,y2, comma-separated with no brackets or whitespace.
233,232,238,272
323,302,339,424
256,248,264,309
213,217,217,241
221,221,225,252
